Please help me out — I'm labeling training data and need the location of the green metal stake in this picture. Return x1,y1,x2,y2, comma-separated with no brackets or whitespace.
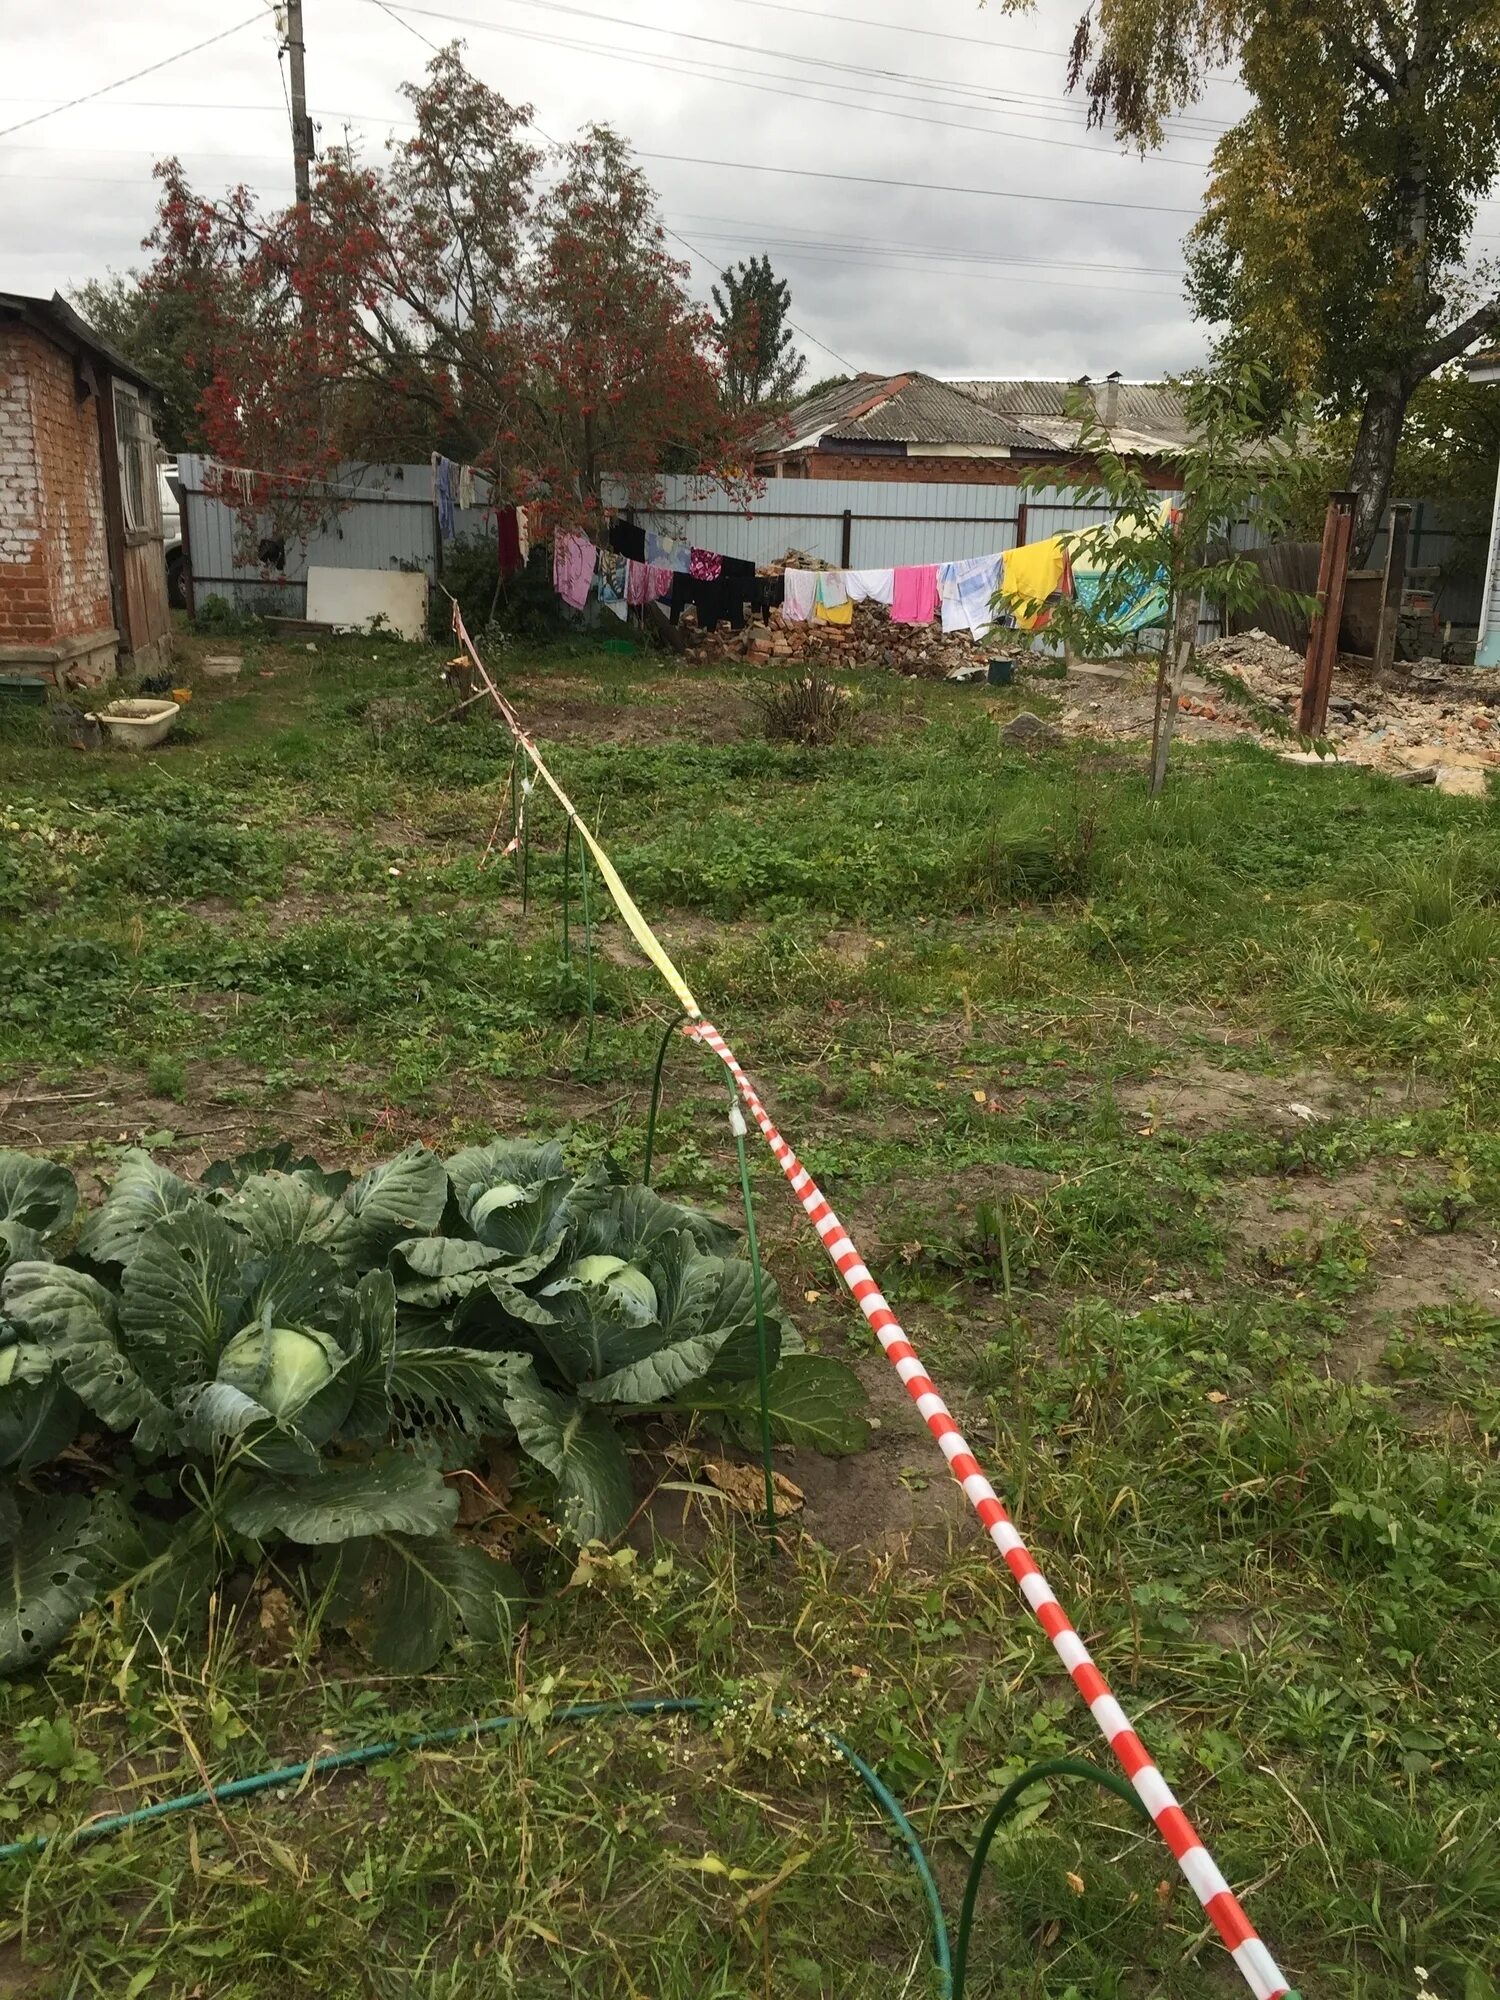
520,778,532,916
729,1093,778,1547
642,1014,687,1186
578,832,597,1072
561,817,573,964
951,1757,1151,2000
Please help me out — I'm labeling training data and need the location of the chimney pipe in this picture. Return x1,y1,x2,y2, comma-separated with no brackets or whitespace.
1101,369,1122,431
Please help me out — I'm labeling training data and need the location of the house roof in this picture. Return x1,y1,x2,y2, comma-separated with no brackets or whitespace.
949,378,1193,454
1465,348,1500,383
0,289,158,393
754,371,1054,455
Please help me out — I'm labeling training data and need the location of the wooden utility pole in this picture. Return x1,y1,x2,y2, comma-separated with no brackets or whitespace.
285,0,314,205
1297,492,1356,736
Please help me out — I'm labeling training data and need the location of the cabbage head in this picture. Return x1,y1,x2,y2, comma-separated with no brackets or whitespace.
216,1323,344,1420
542,1254,658,1327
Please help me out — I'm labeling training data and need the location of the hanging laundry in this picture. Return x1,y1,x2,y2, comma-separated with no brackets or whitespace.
625,559,653,607
609,519,647,563
645,529,692,574
597,550,629,620
844,568,895,605
1001,536,1069,632
457,464,475,511
814,571,853,625
689,547,723,582
751,574,785,623
890,564,939,625
432,455,456,543
554,531,596,611
937,554,1001,639
782,569,818,623
496,506,523,578
669,555,753,633
516,505,532,563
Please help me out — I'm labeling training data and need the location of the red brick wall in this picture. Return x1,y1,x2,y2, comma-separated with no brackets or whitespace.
769,452,1183,489
0,325,113,648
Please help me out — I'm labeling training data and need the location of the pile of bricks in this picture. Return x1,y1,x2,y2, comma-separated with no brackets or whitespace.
682,550,998,679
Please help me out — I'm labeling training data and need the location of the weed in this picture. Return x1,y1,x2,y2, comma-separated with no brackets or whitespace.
752,671,860,746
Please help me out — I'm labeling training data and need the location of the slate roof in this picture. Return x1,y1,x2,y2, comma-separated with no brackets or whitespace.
754,372,1054,455
0,289,159,393
948,378,1193,453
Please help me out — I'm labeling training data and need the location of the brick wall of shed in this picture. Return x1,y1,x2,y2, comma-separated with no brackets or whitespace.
769,451,1183,488
0,325,114,648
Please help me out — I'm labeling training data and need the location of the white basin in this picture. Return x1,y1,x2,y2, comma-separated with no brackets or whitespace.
98,698,181,751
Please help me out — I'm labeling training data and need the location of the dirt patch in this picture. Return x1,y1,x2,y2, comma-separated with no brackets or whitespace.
502,675,755,748
1117,1056,1435,1133
1231,1162,1399,1254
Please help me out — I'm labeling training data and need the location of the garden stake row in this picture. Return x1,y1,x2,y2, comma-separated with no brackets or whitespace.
446,606,1297,2000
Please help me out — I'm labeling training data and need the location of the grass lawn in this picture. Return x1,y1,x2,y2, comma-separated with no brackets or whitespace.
2,622,1498,1999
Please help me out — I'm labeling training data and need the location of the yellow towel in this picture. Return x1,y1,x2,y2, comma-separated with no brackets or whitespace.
1001,536,1067,631
813,597,853,625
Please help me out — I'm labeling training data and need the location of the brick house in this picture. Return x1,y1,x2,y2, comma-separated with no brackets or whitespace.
752,370,1189,488
1,290,171,686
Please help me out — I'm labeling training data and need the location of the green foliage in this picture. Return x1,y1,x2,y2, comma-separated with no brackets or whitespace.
0,1137,865,1674
752,672,860,747
711,253,805,408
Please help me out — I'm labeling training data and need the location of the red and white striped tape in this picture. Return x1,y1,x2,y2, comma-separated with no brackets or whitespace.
688,1019,1291,2000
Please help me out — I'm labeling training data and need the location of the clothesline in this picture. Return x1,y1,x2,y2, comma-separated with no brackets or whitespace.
553,516,1083,640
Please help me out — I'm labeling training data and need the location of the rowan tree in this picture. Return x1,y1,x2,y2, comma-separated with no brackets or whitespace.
143,43,760,538
1005,0,1500,559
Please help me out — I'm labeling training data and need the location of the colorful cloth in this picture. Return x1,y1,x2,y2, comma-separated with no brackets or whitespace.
844,568,894,605
457,464,475,512
496,506,523,577
689,547,723,581
432,455,456,542
782,569,817,622
516,506,531,562
891,564,938,624
1071,565,1168,634
645,529,692,574
554,531,596,611
937,554,1002,639
1001,536,1069,632
814,572,853,625
598,551,628,619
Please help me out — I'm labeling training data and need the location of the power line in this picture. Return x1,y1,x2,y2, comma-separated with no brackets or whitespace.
637,150,1200,217
0,12,273,142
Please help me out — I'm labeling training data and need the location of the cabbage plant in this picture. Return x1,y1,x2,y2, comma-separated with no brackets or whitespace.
0,1137,867,1675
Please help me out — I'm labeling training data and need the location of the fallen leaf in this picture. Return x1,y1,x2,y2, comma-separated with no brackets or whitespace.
700,1459,804,1518
972,1088,988,1104
1206,1390,1229,1405
1155,1879,1174,1908
1066,1871,1085,1897
803,1289,821,1304
1041,1919,1062,1947
900,1240,924,1263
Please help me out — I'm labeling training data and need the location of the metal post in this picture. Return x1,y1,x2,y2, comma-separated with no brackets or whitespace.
1298,491,1356,736
283,1,314,206
840,508,853,567
1376,503,1412,674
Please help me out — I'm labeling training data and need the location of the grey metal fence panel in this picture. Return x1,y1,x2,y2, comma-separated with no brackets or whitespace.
178,456,492,615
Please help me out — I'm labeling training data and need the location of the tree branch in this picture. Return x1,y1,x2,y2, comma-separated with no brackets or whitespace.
1418,297,1500,375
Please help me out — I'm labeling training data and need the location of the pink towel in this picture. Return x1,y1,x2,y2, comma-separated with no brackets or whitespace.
554,531,596,610
626,559,674,606
891,564,938,624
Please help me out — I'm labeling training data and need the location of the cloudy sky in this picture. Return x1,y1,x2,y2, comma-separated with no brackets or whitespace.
3,0,1258,382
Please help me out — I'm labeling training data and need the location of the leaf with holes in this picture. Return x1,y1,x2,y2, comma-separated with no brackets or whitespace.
1,1262,172,1451
75,1151,196,1265
677,1355,869,1456
0,1494,108,1675
223,1454,458,1545
318,1532,525,1673
0,1151,76,1237
339,1145,448,1261
119,1208,248,1391
504,1361,633,1543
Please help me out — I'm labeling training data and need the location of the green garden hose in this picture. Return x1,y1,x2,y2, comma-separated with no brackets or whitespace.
0,1697,1185,1999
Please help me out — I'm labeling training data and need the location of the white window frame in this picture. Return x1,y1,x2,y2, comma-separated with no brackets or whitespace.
113,381,160,536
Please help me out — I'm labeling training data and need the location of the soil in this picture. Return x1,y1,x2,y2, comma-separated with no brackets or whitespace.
1115,1055,1434,1132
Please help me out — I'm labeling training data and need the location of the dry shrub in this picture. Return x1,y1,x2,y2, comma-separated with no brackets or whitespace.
752,671,859,747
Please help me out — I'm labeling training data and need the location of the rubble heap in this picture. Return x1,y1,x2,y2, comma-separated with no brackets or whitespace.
680,551,1003,679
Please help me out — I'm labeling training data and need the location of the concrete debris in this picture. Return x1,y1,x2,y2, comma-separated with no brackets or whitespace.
1002,711,1063,747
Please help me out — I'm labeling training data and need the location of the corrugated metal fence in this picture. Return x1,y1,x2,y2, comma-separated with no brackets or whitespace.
176,456,493,616
180,456,1480,643
624,476,1235,640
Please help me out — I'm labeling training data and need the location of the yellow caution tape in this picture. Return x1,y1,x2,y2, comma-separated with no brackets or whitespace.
451,609,700,1018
